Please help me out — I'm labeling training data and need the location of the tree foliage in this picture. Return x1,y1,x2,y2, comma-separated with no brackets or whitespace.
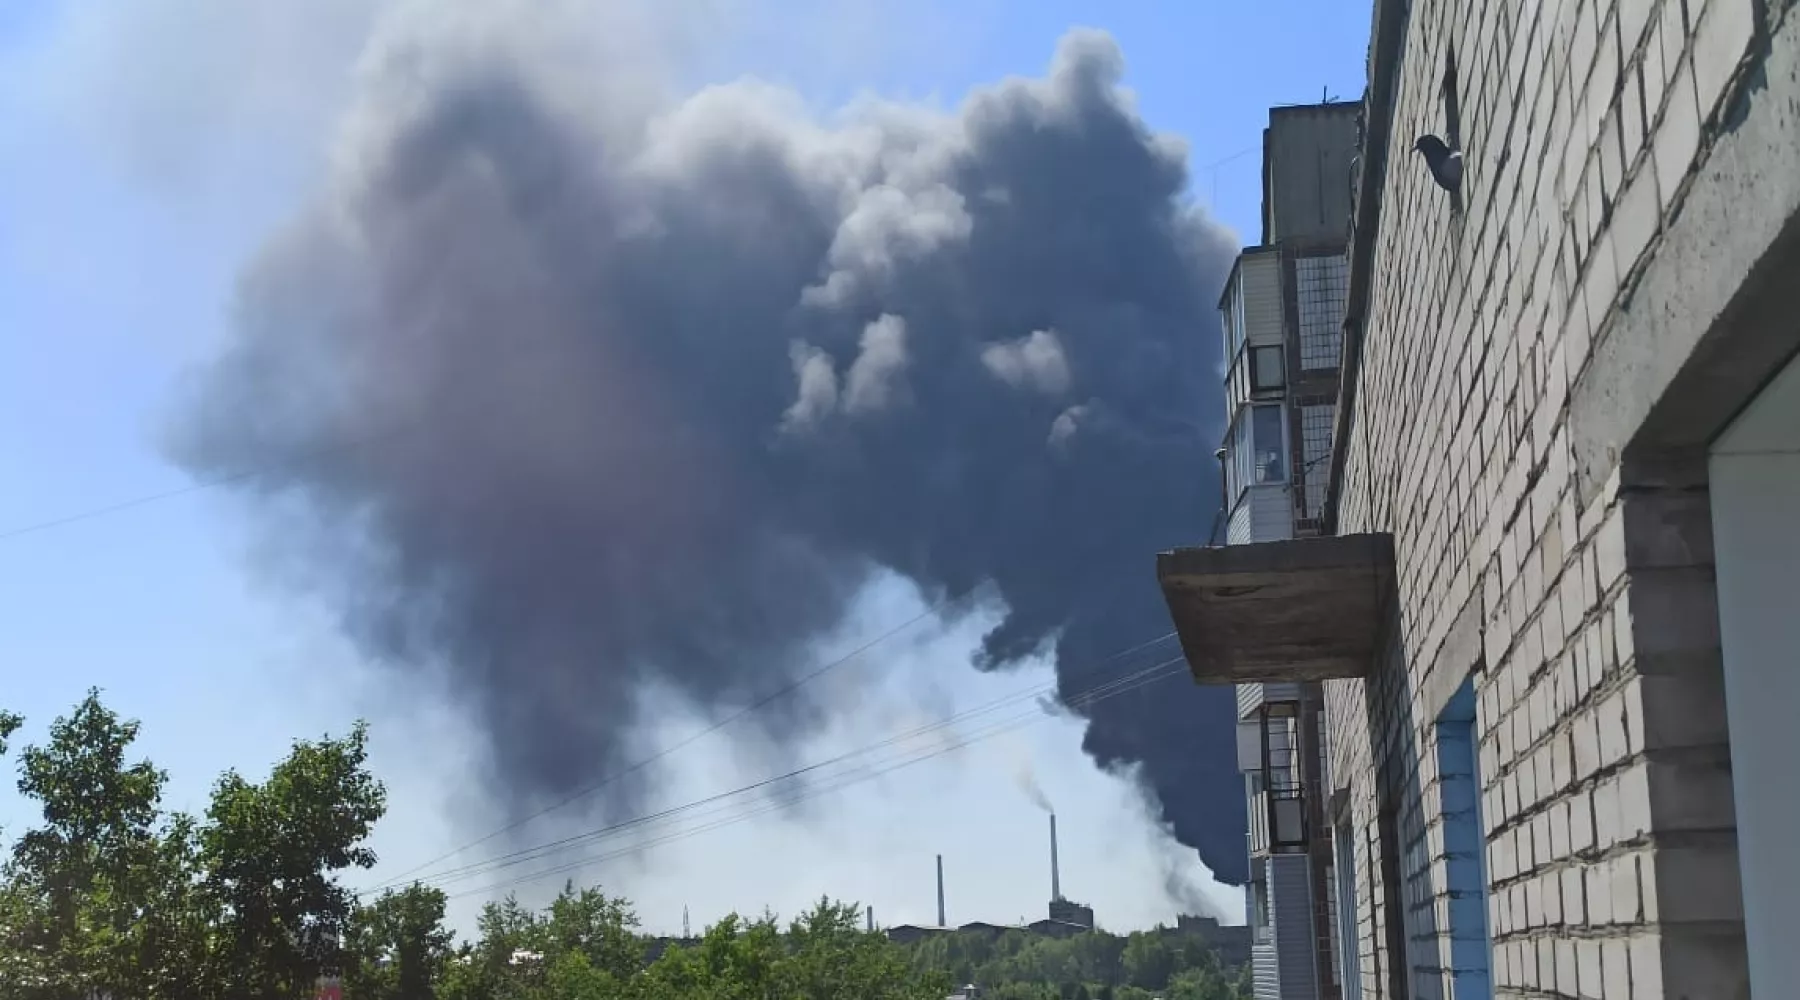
0,691,384,999
0,692,1246,1000
345,883,456,999
903,924,1249,1000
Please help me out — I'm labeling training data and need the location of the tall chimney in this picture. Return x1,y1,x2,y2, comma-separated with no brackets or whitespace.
1049,813,1062,902
866,905,874,932
936,854,946,927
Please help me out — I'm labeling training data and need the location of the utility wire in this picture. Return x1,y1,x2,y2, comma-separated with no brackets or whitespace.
369,589,1001,891
442,679,1178,903
0,473,254,543
447,659,1188,901
385,647,1179,894
0,421,419,545
427,654,1190,902
360,630,1180,895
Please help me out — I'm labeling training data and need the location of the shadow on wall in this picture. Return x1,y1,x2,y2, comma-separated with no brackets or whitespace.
1359,600,1445,1000
1358,601,1499,1000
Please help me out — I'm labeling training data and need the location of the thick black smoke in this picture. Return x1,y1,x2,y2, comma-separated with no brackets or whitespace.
169,22,1248,882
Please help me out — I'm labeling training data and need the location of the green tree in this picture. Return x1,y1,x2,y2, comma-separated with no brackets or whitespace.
540,881,643,982
456,893,543,997
433,944,484,1000
632,903,947,1000
901,923,1247,1000
198,721,387,998
783,898,946,1000
1120,932,1176,990
347,882,456,999
0,690,197,999
1165,965,1241,1000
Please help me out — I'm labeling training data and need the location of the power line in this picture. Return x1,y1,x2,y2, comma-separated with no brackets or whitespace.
0,421,419,546
445,660,1187,901
1199,144,1261,171
387,649,1178,896
429,653,1190,902
0,472,254,543
368,589,1000,892
360,630,1180,896
1199,143,1260,209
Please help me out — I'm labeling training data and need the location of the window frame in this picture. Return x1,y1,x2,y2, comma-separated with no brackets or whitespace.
1226,401,1291,504
1250,344,1286,393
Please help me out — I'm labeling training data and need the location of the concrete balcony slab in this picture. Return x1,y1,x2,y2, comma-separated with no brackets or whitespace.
1157,533,1395,684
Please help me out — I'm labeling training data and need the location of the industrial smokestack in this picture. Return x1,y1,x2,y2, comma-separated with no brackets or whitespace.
1050,813,1062,902
866,905,874,932
936,855,947,927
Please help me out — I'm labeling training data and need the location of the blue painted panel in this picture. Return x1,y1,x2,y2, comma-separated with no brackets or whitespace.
1435,678,1491,1000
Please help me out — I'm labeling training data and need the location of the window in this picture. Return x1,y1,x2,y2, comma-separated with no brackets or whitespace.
1219,299,1236,365
1226,403,1289,499
1221,276,1247,361
1252,405,1286,484
1436,680,1492,1000
1250,345,1285,392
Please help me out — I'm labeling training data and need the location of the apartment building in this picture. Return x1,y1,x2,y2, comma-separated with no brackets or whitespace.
1215,101,1358,1000
1163,0,1800,997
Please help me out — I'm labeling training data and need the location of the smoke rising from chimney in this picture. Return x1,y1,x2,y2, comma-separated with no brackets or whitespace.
1014,758,1055,815
164,6,1248,882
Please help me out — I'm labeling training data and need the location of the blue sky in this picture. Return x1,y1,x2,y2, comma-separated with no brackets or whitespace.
0,0,1368,937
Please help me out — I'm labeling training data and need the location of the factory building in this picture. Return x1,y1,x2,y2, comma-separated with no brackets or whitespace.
886,814,1101,943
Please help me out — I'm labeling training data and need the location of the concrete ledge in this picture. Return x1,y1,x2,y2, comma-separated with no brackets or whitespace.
1156,533,1396,684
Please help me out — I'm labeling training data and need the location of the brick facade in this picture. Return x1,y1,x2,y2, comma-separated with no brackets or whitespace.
1323,0,1800,997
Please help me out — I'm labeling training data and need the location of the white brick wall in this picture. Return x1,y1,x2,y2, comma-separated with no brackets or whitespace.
1323,0,1787,995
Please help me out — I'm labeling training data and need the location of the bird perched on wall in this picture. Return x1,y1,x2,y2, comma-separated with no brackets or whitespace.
1413,134,1463,194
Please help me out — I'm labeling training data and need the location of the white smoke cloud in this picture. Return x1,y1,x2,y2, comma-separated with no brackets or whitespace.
982,329,1072,396
843,314,912,414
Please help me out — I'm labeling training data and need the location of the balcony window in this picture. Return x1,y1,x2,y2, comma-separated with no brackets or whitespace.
1227,403,1289,500
1221,281,1247,361
1250,345,1285,393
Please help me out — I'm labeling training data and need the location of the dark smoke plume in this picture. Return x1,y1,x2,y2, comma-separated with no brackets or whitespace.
168,19,1248,882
